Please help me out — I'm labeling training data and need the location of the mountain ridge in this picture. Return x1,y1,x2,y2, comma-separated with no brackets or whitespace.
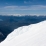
0,20,46,46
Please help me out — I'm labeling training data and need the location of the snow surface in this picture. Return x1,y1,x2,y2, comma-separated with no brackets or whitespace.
0,20,46,46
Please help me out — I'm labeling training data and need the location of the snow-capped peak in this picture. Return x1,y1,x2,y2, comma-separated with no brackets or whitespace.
0,20,46,46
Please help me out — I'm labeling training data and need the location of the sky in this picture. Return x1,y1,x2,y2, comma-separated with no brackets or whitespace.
0,0,46,15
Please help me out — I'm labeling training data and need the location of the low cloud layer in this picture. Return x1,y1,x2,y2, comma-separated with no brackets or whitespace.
0,5,46,15
4,5,46,10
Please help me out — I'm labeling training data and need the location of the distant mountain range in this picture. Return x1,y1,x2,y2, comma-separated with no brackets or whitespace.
0,15,46,42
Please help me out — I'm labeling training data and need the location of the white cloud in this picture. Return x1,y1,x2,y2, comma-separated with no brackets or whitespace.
6,3,8,5
24,1,27,4
3,5,46,10
4,6,18,9
24,1,32,4
0,5,46,15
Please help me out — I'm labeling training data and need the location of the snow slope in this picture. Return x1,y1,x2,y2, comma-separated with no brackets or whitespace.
0,20,46,46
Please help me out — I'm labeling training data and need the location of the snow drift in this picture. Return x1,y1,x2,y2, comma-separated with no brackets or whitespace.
0,20,46,46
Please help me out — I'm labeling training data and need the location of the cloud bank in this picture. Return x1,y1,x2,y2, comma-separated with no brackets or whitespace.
0,5,46,15
4,5,46,10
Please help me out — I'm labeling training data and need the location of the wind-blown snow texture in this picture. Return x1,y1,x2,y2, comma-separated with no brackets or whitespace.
0,20,46,46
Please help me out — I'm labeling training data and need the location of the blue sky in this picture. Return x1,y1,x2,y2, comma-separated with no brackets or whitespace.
0,0,46,15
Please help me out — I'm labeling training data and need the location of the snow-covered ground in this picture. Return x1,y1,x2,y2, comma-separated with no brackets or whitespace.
0,20,46,46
